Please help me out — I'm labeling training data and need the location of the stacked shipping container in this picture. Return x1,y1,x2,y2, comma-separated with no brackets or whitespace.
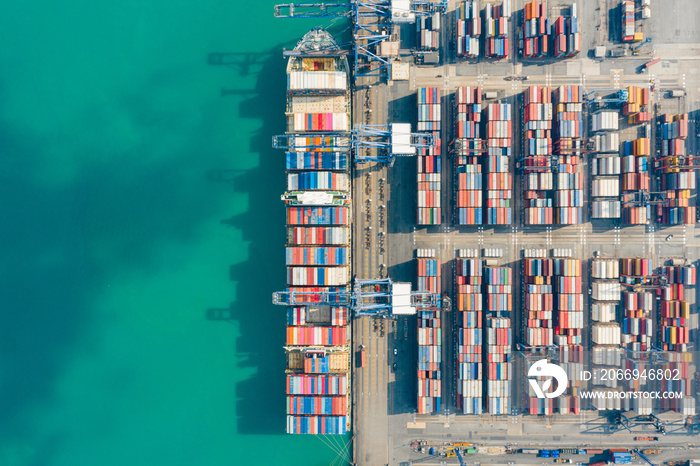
623,86,651,124
657,114,695,224
523,255,554,414
522,1,547,58
456,1,481,58
417,12,441,51
523,86,555,224
553,258,583,414
551,4,580,58
659,265,696,414
484,266,513,414
417,256,442,413
456,257,483,413
484,1,511,58
485,102,513,224
589,259,622,410
553,86,584,224
591,132,621,219
455,87,484,225
522,2,580,59
621,138,651,224
621,1,635,42
417,87,442,225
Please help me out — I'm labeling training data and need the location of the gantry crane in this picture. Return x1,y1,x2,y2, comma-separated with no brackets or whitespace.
586,88,630,105
273,277,443,317
273,124,435,165
654,154,699,171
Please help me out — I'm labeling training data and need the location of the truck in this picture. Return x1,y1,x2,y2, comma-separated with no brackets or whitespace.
634,436,659,441
360,349,366,367
643,57,661,69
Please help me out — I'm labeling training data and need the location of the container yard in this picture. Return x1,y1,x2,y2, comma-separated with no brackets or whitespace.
269,2,700,464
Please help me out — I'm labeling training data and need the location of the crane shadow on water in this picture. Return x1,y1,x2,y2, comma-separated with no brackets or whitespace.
205,43,289,436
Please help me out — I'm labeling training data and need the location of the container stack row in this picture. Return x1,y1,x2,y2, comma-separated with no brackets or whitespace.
417,87,442,225
456,0,481,58
658,265,696,414
623,86,651,124
621,1,637,43
660,352,696,415
485,102,513,224
522,257,554,348
619,259,653,375
484,266,513,414
621,138,651,224
417,12,441,51
455,86,484,225
553,86,583,224
590,258,646,411
657,114,695,224
522,1,548,58
484,1,511,58
589,259,622,408
522,255,553,414
417,256,442,414
455,257,483,413
553,259,584,414
284,52,351,434
659,265,695,353
522,86,555,224
618,260,652,357
591,132,621,219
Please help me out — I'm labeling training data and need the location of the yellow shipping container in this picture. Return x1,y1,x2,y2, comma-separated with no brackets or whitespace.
633,32,644,42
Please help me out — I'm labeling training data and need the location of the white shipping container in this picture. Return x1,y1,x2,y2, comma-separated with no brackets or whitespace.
592,324,621,345
592,345,621,366
591,259,620,279
594,133,620,152
592,178,620,198
591,200,621,219
592,302,617,322
592,156,621,175
591,111,619,132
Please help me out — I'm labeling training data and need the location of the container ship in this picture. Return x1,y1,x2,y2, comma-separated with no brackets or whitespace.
282,28,351,435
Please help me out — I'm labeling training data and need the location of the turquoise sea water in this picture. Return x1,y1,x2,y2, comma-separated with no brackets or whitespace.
0,1,350,465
